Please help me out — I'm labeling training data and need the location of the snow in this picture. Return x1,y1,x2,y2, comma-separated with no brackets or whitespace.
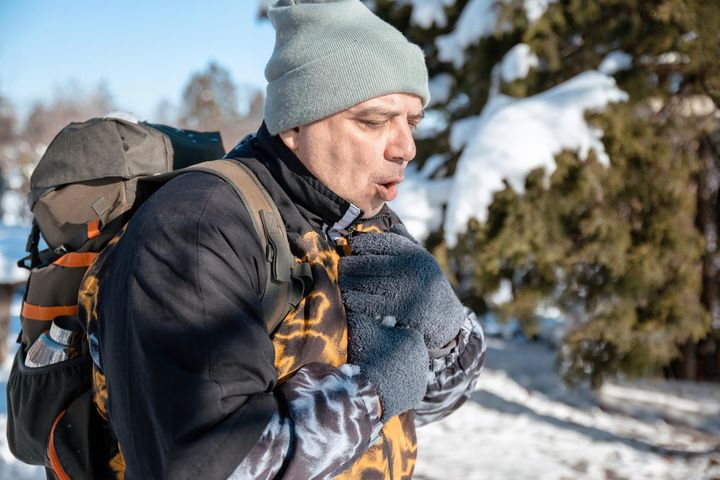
405,0,455,28
488,278,513,305
598,379,720,434
522,0,556,23
443,70,628,247
0,225,30,284
657,51,686,65
427,73,453,107
435,0,555,68
412,110,447,141
104,111,138,123
640,51,690,66
448,114,484,152
435,0,502,68
1,192,29,227
390,157,453,242
682,31,698,42
500,43,539,82
598,51,633,75
0,291,44,479
414,337,720,480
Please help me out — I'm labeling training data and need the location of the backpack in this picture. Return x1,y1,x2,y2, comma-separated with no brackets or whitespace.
6,117,311,479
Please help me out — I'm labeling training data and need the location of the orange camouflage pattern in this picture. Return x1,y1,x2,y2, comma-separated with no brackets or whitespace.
77,228,126,479
277,219,417,480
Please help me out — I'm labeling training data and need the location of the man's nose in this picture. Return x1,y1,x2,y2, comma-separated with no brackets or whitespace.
385,121,416,163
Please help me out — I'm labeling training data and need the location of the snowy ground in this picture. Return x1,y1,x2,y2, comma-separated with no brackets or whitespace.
414,338,720,480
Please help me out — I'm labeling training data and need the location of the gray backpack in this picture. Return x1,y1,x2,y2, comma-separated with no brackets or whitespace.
7,117,309,479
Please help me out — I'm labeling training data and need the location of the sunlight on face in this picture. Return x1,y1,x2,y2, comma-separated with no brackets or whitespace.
279,93,424,217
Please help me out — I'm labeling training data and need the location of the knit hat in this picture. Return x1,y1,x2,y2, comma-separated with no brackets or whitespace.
264,0,430,135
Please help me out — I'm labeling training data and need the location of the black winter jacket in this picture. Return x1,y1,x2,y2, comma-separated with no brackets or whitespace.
85,124,486,480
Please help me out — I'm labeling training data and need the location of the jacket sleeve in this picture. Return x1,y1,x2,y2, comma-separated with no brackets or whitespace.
228,363,382,480
98,173,380,480
413,307,486,427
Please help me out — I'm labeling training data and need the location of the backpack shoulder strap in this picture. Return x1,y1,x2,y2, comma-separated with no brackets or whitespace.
183,159,308,333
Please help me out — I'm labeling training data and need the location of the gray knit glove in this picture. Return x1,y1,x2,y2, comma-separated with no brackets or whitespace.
339,226,465,350
346,312,429,421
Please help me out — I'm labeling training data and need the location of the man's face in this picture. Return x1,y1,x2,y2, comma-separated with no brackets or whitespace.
279,93,423,218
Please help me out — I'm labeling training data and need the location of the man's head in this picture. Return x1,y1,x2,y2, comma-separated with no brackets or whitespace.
280,93,423,217
264,0,429,217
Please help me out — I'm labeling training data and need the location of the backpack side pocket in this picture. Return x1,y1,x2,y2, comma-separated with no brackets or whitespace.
6,346,92,466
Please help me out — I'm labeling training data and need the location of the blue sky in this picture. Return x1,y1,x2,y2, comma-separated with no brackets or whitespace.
0,1,276,121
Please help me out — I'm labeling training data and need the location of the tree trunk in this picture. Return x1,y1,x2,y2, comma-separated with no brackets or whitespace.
669,134,720,381
688,134,720,380
698,135,720,325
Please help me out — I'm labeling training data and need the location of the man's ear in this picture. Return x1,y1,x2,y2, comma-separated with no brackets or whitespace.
278,127,301,153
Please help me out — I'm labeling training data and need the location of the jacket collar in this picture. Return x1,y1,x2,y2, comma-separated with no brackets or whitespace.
226,122,364,237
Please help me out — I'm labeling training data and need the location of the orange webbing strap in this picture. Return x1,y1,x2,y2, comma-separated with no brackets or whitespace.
87,220,101,239
47,410,71,480
53,252,99,268
21,303,78,321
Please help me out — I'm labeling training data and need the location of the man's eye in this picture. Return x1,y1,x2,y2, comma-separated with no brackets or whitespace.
360,120,385,128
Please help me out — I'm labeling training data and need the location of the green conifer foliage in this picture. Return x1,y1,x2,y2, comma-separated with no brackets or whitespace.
372,0,718,384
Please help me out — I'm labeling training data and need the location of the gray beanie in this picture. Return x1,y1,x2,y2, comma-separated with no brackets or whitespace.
264,0,430,135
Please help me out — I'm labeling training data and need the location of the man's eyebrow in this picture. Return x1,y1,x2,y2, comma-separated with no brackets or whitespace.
349,107,425,121
349,106,398,118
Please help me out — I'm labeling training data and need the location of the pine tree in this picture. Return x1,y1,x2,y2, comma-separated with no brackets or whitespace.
23,82,114,146
372,0,719,385
0,93,16,145
180,61,240,132
179,61,264,150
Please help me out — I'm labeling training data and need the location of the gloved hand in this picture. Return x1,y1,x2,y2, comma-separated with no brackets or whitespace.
339,225,465,350
345,312,429,421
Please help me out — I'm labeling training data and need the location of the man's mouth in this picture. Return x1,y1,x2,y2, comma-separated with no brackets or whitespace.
376,178,403,201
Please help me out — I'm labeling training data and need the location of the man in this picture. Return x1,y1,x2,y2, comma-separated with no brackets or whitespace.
91,1,486,478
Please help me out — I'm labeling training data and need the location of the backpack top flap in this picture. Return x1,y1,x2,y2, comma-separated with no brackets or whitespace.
29,118,225,202
31,118,172,192
28,118,225,249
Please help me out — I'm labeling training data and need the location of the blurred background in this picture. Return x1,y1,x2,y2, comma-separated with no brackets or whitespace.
1,1,718,478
